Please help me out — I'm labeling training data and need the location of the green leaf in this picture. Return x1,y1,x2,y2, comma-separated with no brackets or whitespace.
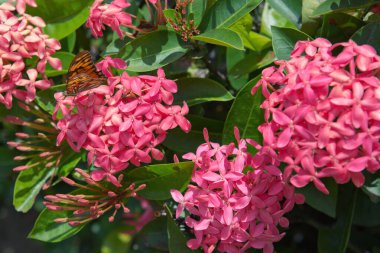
318,13,364,44
230,15,272,52
189,0,207,27
28,208,85,242
174,78,234,106
363,178,380,199
43,7,90,40
267,0,302,27
60,32,76,53
167,216,193,253
199,0,263,32
132,217,168,252
163,115,223,153
101,227,132,253
271,26,312,60
36,84,66,115
223,76,264,145
104,32,132,55
45,52,75,77
117,31,190,72
229,50,274,76
318,185,357,253
124,162,194,200
193,28,244,50
27,0,92,40
301,0,324,35
297,178,338,218
351,22,380,53
13,163,54,213
353,189,380,226
260,2,297,37
226,48,249,90
313,0,380,16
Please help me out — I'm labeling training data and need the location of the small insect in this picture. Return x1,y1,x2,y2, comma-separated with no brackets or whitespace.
65,51,107,96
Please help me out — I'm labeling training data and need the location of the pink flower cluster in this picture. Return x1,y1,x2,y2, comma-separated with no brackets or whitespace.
252,38,380,194
0,1,61,108
10,0,36,14
54,59,191,186
86,0,132,38
171,128,304,253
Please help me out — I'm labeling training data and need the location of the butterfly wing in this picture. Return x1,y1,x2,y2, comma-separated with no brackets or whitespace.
66,51,107,95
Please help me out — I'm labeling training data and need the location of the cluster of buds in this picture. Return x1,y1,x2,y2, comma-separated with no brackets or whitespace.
0,1,61,108
5,102,73,188
86,0,166,39
253,38,380,194
54,57,191,186
171,128,304,253
44,168,146,226
167,0,200,41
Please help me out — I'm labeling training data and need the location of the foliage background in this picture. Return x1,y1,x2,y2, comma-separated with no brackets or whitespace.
1,0,380,253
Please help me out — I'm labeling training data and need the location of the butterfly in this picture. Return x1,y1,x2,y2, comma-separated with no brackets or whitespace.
65,51,107,96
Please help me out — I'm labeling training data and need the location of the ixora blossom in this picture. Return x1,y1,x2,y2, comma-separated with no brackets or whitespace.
0,1,61,109
54,58,191,186
171,128,304,253
86,0,166,39
252,38,380,194
44,168,146,226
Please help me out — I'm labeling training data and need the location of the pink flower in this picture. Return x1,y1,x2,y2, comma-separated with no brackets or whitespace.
171,128,304,253
10,0,37,14
253,38,380,194
86,0,132,38
96,56,126,77
0,1,61,108
54,66,191,186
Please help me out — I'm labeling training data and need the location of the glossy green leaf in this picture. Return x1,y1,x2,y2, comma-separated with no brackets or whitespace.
351,22,380,53
13,162,54,213
60,32,76,53
124,162,194,200
272,26,312,60
117,31,190,72
194,28,244,50
43,7,89,40
230,15,272,52
199,0,263,32
28,208,85,242
301,0,324,35
363,178,380,198
318,185,357,253
223,76,264,145
353,189,380,226
226,48,249,90
174,78,234,106
260,2,297,37
163,115,223,153
318,13,364,43
167,216,193,253
297,178,338,218
313,0,380,16
189,0,207,27
229,50,274,76
45,52,75,77
27,0,92,40
267,0,302,27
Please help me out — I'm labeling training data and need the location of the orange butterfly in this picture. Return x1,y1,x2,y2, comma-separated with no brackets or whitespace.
65,51,107,96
